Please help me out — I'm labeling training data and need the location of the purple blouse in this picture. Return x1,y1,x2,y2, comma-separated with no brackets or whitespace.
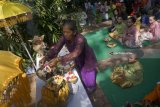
47,33,97,71
125,25,139,47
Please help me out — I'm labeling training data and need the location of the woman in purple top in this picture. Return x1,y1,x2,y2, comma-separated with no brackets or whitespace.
118,17,139,48
41,20,97,92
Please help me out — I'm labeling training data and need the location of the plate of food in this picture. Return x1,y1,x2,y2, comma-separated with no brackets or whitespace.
65,71,78,84
46,75,65,91
107,42,117,48
104,38,111,42
109,33,118,39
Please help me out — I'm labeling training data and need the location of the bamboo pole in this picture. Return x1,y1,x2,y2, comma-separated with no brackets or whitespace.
14,28,36,69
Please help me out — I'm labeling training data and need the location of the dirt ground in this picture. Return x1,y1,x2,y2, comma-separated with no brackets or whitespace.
89,86,112,107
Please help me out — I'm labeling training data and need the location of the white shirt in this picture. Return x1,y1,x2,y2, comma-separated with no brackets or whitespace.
140,31,153,41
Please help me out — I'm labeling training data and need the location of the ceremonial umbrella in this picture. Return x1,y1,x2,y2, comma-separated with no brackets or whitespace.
0,51,31,107
0,0,35,68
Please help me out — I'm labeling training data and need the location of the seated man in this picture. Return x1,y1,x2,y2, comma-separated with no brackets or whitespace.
105,16,126,41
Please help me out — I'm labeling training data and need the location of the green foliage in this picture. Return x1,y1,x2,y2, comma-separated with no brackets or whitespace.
33,0,83,45
0,27,27,58
96,12,102,23
0,0,82,70
0,25,34,70
33,0,67,46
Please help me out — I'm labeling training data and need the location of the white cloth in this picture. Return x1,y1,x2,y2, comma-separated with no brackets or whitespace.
104,13,109,20
35,54,43,70
140,32,153,41
25,53,43,74
58,45,70,56
67,69,93,107
137,31,153,47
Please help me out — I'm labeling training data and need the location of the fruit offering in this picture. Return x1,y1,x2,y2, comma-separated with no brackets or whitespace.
65,71,78,84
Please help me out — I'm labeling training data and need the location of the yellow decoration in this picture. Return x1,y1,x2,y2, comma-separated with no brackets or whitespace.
38,81,70,107
0,51,31,107
134,17,141,31
0,1,32,28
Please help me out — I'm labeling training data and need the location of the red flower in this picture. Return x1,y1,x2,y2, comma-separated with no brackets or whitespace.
68,71,73,75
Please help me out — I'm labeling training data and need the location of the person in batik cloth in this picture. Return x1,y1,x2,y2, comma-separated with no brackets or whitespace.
40,20,97,93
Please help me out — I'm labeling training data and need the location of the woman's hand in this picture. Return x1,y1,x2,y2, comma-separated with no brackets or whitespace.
48,58,59,68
